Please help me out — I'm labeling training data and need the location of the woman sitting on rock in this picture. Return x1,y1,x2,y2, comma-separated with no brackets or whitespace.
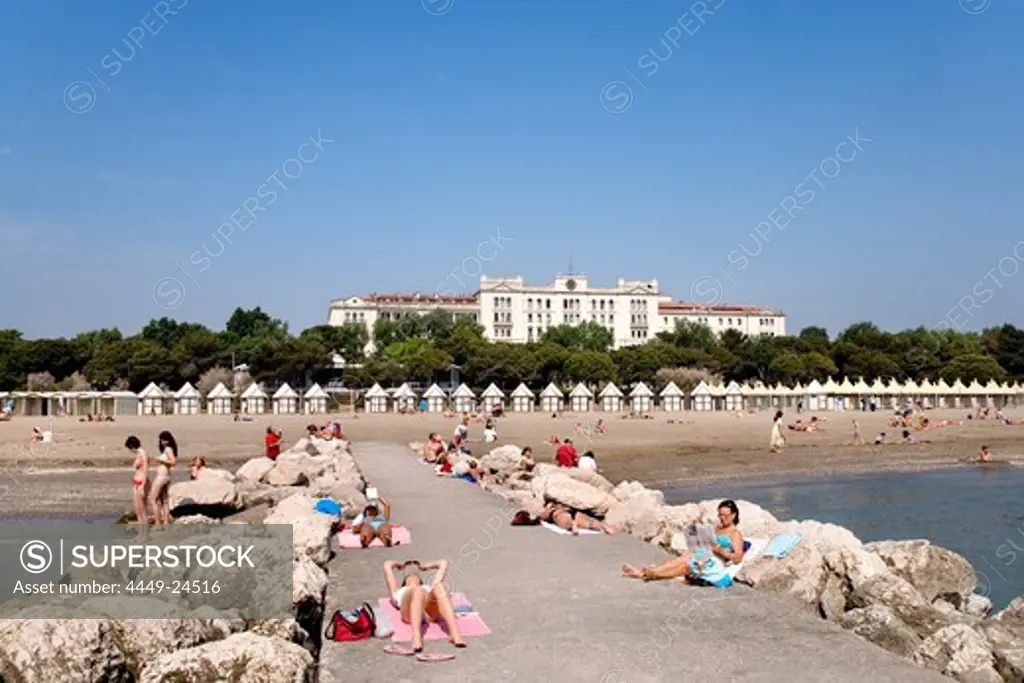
352,497,393,547
538,502,617,536
622,500,745,587
383,558,467,658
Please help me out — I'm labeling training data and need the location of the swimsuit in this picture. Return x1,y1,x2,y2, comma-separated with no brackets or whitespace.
689,533,736,587
132,457,147,488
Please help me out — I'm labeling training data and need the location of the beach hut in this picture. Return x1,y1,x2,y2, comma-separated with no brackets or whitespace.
659,382,685,411
138,383,170,415
598,382,624,412
539,383,564,414
569,382,594,412
836,376,856,411
805,379,826,412
934,379,954,409
303,383,329,414
240,383,268,414
272,383,299,414
723,381,743,411
821,377,840,411
173,382,201,415
393,383,417,413
767,384,786,409
741,382,766,410
964,379,986,409
691,381,713,412
949,378,967,409
630,382,654,413
850,378,870,409
451,383,476,414
365,383,389,413
511,383,535,412
423,384,448,413
206,382,234,415
481,383,505,413
918,378,936,409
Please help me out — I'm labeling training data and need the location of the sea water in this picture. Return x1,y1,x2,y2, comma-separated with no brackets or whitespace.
663,465,1024,610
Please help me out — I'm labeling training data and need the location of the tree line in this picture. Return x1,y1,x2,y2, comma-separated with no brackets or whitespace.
1,307,1023,394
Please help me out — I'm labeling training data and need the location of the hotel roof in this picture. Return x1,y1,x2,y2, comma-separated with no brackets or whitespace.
657,302,783,315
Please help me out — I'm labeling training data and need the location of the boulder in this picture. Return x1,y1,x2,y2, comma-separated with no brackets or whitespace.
479,444,524,475
245,619,315,656
776,519,866,556
264,460,312,488
823,545,891,593
291,554,328,653
612,480,662,504
495,488,546,516
604,495,664,542
533,474,616,515
819,573,847,621
533,463,614,493
241,485,309,509
0,618,129,682
839,604,922,658
978,621,1024,683
236,457,276,484
107,613,239,679
139,632,315,682
913,624,1000,682
866,539,977,604
224,503,273,524
169,476,241,515
263,494,336,567
196,467,236,483
312,483,366,520
994,596,1024,628
849,572,969,638
735,541,826,610
964,595,994,619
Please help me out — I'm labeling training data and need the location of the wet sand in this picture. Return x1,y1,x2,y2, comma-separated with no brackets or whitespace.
1,409,1021,518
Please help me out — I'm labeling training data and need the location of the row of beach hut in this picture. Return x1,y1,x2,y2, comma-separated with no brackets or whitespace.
363,376,1024,414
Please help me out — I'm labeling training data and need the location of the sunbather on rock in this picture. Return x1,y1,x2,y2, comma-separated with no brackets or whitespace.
622,500,745,586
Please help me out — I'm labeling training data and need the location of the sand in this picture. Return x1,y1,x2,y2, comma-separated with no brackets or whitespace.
1,408,1020,518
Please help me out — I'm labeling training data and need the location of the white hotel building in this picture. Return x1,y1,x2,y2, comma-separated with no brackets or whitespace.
328,274,785,351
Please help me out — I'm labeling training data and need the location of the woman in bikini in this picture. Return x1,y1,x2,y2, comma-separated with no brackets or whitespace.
352,498,393,547
125,435,149,525
622,500,745,586
382,559,467,659
538,502,617,535
149,430,178,525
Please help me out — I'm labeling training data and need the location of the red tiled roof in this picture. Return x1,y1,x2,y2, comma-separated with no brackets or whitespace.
658,302,781,315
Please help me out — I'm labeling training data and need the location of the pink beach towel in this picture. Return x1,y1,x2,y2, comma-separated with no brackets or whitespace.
376,593,491,642
335,525,411,548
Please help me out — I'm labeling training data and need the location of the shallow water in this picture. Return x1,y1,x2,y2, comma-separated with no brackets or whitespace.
663,465,1024,610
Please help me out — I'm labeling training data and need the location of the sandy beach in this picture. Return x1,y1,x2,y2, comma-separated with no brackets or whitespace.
1,408,1021,518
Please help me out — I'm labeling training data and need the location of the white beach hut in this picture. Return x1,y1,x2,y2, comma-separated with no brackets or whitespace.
691,381,713,412
723,381,743,411
138,382,170,415
423,384,448,413
805,379,826,412
934,379,954,409
659,381,685,412
709,381,727,411
965,379,986,409
173,382,201,415
206,382,234,415
511,383,535,412
742,382,767,410
481,383,505,413
851,378,871,409
272,383,299,414
451,383,477,414
918,378,936,409
365,383,389,413
393,383,417,413
821,377,840,411
569,382,595,412
303,383,329,414
240,383,268,414
631,382,655,413
950,378,967,409
768,384,787,409
539,383,564,414
983,379,1002,408
836,376,856,411
598,382,624,412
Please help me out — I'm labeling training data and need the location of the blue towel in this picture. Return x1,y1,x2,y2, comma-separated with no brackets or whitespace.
455,473,477,483
762,534,804,559
314,498,342,517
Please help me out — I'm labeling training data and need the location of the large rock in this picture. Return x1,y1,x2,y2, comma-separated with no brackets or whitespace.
107,613,240,678
822,545,891,595
264,460,312,487
531,473,616,515
140,632,315,682
964,595,994,619
604,493,665,542
978,621,1024,682
994,596,1024,628
291,554,328,654
735,541,826,610
479,444,524,475
264,494,336,567
913,624,1000,682
533,463,614,493
236,457,276,484
840,604,922,657
612,480,657,502
849,572,969,638
867,539,977,604
0,619,129,682
495,488,546,515
169,476,241,515
309,477,366,520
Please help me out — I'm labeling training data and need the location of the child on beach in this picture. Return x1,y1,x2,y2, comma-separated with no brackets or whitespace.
770,411,785,453
851,419,865,445
874,432,886,445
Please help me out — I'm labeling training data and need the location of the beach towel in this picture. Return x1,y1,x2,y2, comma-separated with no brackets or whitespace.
335,525,411,548
540,521,601,535
724,537,769,579
376,593,491,642
762,534,804,559
314,499,342,517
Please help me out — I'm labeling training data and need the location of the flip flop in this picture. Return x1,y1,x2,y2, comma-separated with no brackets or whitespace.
384,645,417,656
417,652,457,662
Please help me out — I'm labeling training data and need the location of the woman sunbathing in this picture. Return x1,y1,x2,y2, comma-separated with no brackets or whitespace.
538,502,617,535
622,500,744,586
383,559,467,657
353,498,393,548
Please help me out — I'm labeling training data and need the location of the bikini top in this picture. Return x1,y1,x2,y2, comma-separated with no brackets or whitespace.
716,534,735,552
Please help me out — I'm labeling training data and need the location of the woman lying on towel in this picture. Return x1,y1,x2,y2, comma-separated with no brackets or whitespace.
353,497,393,548
538,502,618,536
383,559,467,655
622,500,745,587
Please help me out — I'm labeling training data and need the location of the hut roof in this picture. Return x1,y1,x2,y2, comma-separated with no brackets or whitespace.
273,383,298,399
481,383,505,398
511,383,535,398
598,382,623,398
570,382,595,398
630,382,654,397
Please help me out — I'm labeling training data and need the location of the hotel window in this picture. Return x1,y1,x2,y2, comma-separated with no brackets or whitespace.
546,299,551,309
609,314,614,324
718,318,723,326
728,318,732,326
494,312,499,322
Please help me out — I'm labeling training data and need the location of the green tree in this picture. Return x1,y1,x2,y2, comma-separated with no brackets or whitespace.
564,350,617,384
940,354,1006,383
540,322,614,353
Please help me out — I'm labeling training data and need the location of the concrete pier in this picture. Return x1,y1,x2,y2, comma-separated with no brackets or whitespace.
319,442,944,682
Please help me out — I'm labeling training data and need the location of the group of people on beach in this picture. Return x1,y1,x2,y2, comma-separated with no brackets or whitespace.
124,430,179,525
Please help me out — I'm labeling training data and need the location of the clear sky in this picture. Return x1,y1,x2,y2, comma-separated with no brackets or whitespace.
1,0,1021,339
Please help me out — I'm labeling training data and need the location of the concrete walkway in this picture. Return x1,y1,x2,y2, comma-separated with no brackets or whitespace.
319,442,944,683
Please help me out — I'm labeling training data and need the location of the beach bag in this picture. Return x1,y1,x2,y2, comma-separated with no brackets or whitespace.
324,603,376,642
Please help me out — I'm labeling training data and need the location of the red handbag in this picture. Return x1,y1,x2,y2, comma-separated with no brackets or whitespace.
324,603,376,642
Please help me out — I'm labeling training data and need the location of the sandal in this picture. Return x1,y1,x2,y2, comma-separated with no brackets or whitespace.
384,645,417,656
417,652,456,662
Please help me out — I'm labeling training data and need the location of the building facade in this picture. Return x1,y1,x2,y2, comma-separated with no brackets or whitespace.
328,275,785,351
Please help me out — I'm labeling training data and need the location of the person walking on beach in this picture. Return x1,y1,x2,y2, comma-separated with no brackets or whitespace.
769,411,786,453
851,419,865,445
125,435,149,525
149,431,178,525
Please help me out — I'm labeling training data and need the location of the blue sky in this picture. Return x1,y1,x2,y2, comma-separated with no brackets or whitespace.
1,0,1021,339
